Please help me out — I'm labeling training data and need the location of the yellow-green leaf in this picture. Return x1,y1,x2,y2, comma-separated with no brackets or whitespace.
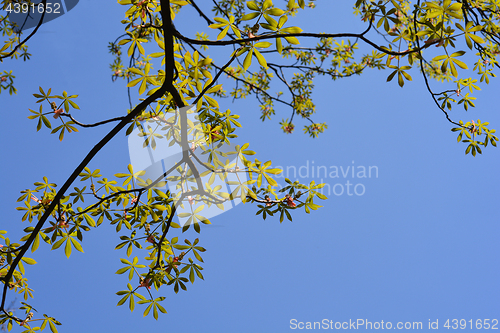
243,49,253,70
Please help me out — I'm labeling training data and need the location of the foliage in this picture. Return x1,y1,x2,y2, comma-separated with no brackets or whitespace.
1,0,499,330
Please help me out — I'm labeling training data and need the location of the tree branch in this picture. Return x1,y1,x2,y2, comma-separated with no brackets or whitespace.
174,29,438,56
0,0,183,318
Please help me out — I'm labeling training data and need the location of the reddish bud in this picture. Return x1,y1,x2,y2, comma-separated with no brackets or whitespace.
166,257,180,274
210,130,220,141
284,195,296,208
53,108,64,119
146,234,156,244
139,277,151,289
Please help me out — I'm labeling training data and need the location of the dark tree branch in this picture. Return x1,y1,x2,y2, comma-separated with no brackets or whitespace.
413,0,461,127
0,0,184,320
59,113,126,128
174,29,438,56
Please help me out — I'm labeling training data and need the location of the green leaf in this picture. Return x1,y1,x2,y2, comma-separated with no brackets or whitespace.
64,238,72,258
451,50,466,57
386,69,397,82
243,49,253,71
281,26,302,34
21,257,37,265
284,36,300,44
129,294,135,311
116,267,130,275
398,72,404,87
70,237,84,253
267,8,284,16
263,14,278,27
52,238,65,250
143,303,153,317
452,58,468,69
247,1,260,11
263,0,273,10
49,320,58,333
217,26,230,41
241,12,260,21
32,233,40,252
117,294,129,306
276,37,283,53
254,42,272,48
254,49,268,68
469,34,485,44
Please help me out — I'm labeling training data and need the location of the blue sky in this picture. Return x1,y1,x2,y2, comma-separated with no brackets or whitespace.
1,1,499,332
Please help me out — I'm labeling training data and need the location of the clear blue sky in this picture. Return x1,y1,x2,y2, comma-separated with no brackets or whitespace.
1,1,499,332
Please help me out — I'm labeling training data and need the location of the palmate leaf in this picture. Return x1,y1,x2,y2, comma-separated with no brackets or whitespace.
50,121,79,141
115,164,146,186
137,297,167,319
53,91,80,112
126,64,158,95
52,234,84,259
79,167,102,181
208,15,239,40
386,65,412,87
40,314,61,333
33,86,56,103
456,22,485,49
434,51,468,77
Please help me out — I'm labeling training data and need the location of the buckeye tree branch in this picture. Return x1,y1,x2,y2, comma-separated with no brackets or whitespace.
174,29,439,56
0,0,183,319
